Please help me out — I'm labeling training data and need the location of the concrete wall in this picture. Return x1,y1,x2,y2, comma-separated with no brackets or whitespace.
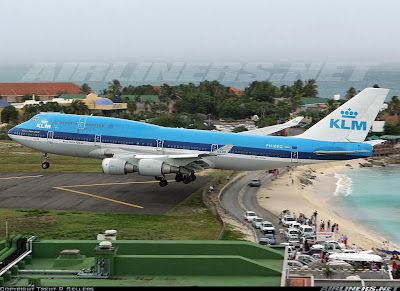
114,255,281,277
32,240,284,260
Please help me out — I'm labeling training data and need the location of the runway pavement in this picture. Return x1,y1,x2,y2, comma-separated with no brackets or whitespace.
0,172,211,214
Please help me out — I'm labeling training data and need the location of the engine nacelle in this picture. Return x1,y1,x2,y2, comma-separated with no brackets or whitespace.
138,159,179,176
102,158,137,175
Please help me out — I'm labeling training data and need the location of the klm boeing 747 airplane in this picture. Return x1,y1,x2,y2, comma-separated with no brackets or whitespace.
8,88,389,187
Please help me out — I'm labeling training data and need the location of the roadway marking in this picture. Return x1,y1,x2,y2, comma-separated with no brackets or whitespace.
0,175,43,180
61,180,173,188
52,180,174,209
53,186,144,209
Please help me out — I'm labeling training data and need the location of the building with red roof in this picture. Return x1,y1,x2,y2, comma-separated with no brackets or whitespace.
0,82,83,103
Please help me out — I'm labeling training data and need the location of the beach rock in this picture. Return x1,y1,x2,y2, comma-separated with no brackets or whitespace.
346,164,352,167
359,162,373,167
300,178,313,185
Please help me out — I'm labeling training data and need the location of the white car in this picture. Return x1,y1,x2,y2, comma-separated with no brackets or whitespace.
284,228,300,240
324,240,346,249
287,260,306,268
281,215,296,227
260,221,275,234
287,235,301,248
287,222,301,230
252,217,264,229
244,211,257,222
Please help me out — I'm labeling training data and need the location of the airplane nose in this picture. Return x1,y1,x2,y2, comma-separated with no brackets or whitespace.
7,126,16,140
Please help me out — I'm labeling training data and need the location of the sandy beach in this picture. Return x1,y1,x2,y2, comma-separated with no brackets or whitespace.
256,158,397,251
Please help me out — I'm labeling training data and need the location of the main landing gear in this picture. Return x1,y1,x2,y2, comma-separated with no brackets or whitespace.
155,173,197,187
41,153,50,169
155,176,168,187
175,173,196,184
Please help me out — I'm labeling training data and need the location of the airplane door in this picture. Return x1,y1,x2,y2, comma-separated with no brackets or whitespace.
94,134,102,146
156,139,164,152
211,144,219,151
291,151,298,163
47,131,54,144
78,117,87,130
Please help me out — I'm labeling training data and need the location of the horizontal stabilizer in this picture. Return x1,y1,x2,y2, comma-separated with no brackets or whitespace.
240,117,304,136
364,139,386,146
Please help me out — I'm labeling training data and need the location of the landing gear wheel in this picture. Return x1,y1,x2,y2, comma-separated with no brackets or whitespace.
183,177,191,184
175,174,183,182
41,162,50,169
155,176,163,181
159,179,168,187
189,174,196,181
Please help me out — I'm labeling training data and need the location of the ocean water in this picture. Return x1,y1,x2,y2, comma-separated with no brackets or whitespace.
332,164,400,249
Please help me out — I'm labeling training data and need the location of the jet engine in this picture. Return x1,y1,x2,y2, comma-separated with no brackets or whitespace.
102,158,137,175
138,159,179,176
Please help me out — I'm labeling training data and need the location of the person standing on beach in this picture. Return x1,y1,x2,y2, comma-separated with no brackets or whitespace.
336,224,339,232
331,223,336,232
327,220,331,230
342,234,348,247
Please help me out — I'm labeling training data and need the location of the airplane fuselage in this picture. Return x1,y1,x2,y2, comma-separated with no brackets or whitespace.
8,113,373,172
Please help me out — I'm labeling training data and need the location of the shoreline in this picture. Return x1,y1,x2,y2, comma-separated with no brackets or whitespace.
257,158,399,251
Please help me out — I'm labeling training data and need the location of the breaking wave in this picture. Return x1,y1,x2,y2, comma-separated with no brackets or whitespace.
334,173,352,196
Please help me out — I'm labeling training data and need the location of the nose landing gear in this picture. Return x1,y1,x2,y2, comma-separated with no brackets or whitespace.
41,153,50,169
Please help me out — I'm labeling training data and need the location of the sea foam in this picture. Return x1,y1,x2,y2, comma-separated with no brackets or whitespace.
334,173,352,196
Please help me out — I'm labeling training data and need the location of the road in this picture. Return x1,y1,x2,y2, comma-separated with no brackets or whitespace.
219,169,287,245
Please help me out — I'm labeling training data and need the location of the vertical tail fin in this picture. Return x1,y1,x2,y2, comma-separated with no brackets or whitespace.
298,88,389,142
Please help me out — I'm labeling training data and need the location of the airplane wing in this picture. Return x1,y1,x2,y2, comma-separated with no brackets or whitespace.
239,117,304,136
363,139,386,146
99,144,234,169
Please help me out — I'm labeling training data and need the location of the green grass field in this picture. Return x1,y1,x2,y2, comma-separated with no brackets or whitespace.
0,141,246,241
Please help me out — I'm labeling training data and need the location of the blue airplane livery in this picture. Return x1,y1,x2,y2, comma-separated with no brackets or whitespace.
8,88,389,187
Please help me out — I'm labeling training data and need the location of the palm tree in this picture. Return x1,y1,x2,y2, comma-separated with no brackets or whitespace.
68,100,88,115
345,87,357,101
80,83,92,95
107,79,122,97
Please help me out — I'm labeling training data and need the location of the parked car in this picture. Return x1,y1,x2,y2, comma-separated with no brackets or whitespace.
281,215,296,227
287,260,306,268
260,221,275,234
323,240,346,249
264,233,276,245
287,222,301,230
284,228,300,240
287,235,301,248
326,260,352,268
248,178,261,187
299,225,314,237
258,238,272,246
281,243,296,260
312,242,343,254
244,211,257,222
303,234,317,244
252,217,264,229
306,248,329,260
296,254,316,265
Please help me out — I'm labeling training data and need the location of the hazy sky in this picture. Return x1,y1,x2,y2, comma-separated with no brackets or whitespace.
2,0,400,64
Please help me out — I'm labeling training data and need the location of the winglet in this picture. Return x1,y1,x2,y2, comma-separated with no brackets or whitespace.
213,144,234,155
286,116,303,125
199,144,234,157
